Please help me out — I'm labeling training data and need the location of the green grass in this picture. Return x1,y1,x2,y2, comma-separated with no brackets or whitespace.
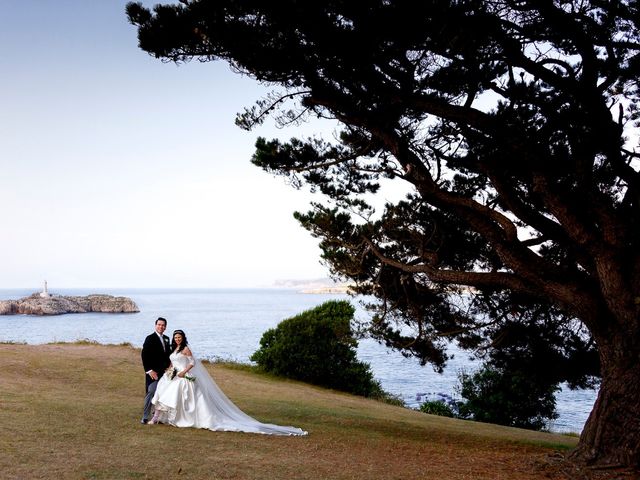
0,343,587,480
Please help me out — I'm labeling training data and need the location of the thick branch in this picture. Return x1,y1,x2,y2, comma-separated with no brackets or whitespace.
362,236,536,293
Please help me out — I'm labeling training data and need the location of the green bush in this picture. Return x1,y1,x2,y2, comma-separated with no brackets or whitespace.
250,300,383,397
456,365,558,431
419,400,455,418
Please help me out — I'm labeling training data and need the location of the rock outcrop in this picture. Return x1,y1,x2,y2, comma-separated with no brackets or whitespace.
0,293,139,315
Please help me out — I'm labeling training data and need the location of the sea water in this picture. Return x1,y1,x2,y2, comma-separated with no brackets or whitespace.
0,287,595,433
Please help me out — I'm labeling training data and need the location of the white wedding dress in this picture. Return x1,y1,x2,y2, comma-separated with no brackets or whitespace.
151,350,307,435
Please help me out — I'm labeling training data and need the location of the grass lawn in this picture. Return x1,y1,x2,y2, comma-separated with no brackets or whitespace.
0,343,613,479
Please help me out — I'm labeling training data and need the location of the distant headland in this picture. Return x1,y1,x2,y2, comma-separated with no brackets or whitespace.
0,282,139,315
273,278,355,294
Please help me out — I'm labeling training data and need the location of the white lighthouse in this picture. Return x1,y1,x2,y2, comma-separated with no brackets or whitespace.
39,280,51,298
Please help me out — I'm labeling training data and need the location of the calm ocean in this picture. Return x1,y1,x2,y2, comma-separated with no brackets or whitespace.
0,287,596,433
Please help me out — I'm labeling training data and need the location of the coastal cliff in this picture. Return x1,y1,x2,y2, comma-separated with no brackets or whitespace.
299,285,354,294
0,293,139,315
274,278,354,294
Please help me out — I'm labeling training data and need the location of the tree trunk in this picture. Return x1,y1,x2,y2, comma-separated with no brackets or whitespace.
570,334,640,468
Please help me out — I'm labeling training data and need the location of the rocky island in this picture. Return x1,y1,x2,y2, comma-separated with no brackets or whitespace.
0,284,139,316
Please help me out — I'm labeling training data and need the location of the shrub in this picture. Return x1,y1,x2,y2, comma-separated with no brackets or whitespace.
419,400,456,418
250,300,383,397
375,392,406,407
456,365,559,431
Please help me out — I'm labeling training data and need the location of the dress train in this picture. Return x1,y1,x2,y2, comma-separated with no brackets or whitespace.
152,350,307,436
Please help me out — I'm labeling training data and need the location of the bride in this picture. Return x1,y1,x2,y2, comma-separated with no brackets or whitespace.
148,329,307,436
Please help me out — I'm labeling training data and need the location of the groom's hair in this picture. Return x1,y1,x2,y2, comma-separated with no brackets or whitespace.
156,317,167,325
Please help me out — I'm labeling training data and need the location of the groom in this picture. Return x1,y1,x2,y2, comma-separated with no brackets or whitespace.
140,317,171,424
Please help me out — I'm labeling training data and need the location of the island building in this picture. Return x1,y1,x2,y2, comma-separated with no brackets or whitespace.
39,280,51,298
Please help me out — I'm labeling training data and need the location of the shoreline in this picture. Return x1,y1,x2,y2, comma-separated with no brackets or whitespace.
0,288,595,435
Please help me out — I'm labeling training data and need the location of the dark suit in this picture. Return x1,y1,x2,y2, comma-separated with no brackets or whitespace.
141,332,171,422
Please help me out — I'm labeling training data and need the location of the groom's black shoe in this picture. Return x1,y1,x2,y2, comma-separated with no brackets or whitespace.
141,419,148,424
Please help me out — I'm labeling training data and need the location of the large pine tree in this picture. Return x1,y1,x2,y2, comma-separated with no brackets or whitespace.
126,0,640,468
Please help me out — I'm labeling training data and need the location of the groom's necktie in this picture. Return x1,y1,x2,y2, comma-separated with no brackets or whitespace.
158,334,165,351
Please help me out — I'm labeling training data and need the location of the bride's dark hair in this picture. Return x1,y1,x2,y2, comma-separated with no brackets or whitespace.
171,329,189,353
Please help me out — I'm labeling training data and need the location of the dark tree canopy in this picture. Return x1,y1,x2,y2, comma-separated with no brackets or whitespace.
127,0,640,469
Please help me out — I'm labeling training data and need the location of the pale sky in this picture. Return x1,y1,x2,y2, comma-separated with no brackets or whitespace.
0,1,350,289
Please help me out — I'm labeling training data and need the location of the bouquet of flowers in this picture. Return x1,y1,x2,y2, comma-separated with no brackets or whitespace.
164,365,195,382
